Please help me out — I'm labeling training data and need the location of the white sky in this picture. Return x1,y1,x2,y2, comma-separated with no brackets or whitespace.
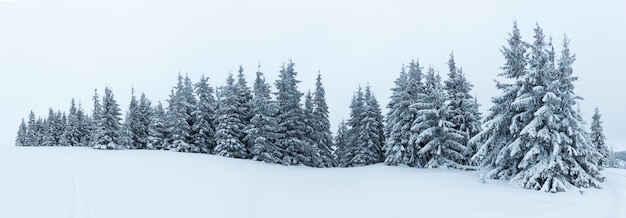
1,0,625,151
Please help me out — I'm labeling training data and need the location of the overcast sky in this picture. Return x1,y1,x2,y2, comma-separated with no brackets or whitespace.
1,0,625,151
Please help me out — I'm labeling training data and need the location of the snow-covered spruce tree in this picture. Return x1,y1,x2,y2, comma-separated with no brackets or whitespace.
383,60,424,166
213,74,248,158
411,68,467,168
311,72,336,167
61,98,82,147
93,87,124,150
333,121,349,162
303,91,323,167
25,111,38,146
120,88,144,149
337,87,364,167
34,118,45,146
235,66,253,148
42,109,64,147
476,24,602,192
76,103,91,147
244,68,282,163
444,52,482,164
165,74,197,152
90,88,103,147
590,107,609,168
274,60,314,166
137,93,152,149
15,118,28,146
192,75,217,154
471,21,528,177
350,85,385,166
147,102,167,150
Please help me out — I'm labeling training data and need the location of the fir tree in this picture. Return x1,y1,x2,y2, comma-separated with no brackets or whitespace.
339,87,364,167
350,85,385,166
76,103,90,147
62,98,82,147
137,93,152,149
213,74,247,158
303,91,323,167
274,60,313,165
311,72,336,167
26,111,38,146
192,75,217,154
235,65,253,147
590,107,608,168
42,108,62,146
15,118,28,146
90,88,103,147
471,21,528,175
383,60,424,166
93,87,124,149
147,102,167,150
121,88,141,149
474,23,602,192
244,68,281,163
166,74,196,152
411,69,467,168
444,52,482,164
333,121,349,162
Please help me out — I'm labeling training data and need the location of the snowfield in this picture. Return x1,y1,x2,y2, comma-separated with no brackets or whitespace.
0,146,624,218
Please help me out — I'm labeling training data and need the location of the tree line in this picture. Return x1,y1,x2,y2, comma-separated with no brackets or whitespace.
15,22,610,192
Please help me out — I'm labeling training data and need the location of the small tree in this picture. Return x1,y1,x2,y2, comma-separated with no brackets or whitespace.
590,107,609,168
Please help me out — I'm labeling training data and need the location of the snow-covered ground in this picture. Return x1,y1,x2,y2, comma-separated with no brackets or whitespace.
0,146,624,218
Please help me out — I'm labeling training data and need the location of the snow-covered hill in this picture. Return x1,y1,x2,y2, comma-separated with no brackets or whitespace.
0,146,624,218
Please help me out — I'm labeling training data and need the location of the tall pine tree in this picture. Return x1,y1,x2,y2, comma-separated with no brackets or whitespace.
311,72,336,167
93,87,124,149
274,60,313,166
590,107,608,168
444,52,482,164
214,74,248,158
411,69,467,168
192,75,217,154
244,68,282,163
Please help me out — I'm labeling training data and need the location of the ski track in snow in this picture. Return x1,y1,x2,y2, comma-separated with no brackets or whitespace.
68,161,117,218
605,169,626,218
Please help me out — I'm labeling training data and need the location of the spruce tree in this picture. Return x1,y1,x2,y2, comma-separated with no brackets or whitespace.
339,87,364,167
62,98,82,147
350,85,385,166
121,88,143,149
192,75,217,154
90,88,103,147
444,52,482,164
235,65,253,147
303,91,323,167
311,72,336,167
333,121,349,162
244,68,281,163
147,102,167,150
471,21,528,175
93,87,124,149
590,107,608,168
274,60,312,165
411,69,467,168
383,60,424,166
474,23,602,192
214,74,248,158
137,93,152,149
166,74,196,152
26,111,38,146
15,118,28,146
76,103,90,147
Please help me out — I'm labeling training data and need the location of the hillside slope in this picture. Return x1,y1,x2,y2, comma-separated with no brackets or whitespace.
0,146,624,218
